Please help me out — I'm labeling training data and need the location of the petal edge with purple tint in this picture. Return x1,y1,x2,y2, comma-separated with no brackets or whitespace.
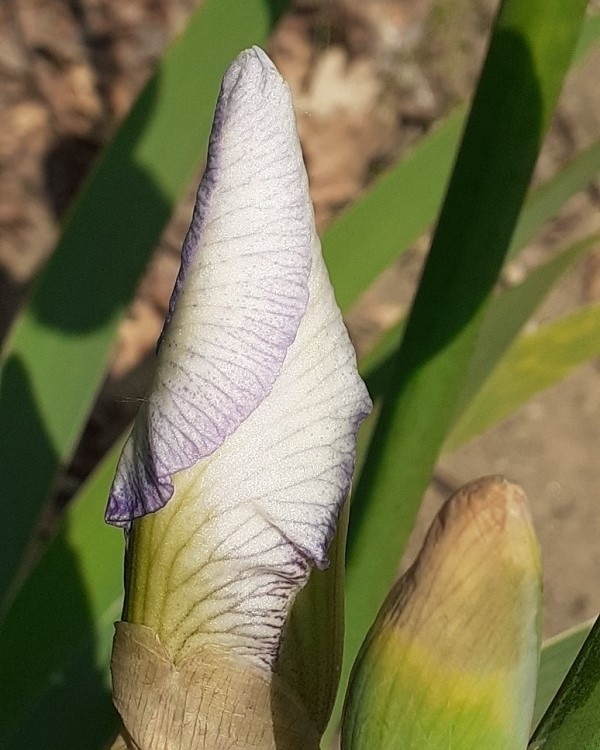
106,47,372,672
121,215,372,668
106,48,315,524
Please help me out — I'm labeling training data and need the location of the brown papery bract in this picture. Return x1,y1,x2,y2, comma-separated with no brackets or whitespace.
109,622,320,750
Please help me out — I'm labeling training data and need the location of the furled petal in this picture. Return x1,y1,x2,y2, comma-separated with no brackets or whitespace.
342,476,542,750
107,46,319,524
107,47,371,674
108,47,370,750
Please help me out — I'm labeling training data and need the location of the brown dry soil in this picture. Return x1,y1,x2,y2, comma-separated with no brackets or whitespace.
1,0,599,638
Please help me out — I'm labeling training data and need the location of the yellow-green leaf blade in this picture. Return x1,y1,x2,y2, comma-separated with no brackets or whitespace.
507,141,600,261
447,303,600,451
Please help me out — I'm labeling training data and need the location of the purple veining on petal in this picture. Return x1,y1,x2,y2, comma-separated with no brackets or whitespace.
256,367,372,575
106,48,314,526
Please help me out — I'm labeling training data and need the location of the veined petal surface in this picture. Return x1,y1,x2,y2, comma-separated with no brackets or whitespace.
125,214,370,667
107,46,318,524
107,47,371,673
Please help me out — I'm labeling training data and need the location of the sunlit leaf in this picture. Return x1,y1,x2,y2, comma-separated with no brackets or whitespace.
507,141,600,260
0,442,122,749
447,303,600,450
323,110,464,312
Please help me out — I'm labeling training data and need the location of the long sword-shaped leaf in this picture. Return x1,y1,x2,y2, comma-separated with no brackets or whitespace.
455,234,599,415
323,110,464,312
345,15,600,436
0,441,123,750
534,621,594,729
363,235,598,403
353,235,598,492
323,12,600,314
530,617,600,749
359,139,600,400
334,1,589,742
508,140,600,260
0,0,288,611
446,302,600,450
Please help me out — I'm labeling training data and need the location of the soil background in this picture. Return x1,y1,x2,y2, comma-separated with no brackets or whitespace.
1,0,599,638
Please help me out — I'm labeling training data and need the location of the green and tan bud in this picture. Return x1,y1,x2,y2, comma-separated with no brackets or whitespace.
342,476,542,750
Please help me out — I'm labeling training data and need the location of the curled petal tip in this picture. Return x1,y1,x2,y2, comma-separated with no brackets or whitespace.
106,46,317,525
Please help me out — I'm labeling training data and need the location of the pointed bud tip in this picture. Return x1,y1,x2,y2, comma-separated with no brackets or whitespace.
220,46,292,119
430,475,540,582
441,474,532,528
225,46,279,86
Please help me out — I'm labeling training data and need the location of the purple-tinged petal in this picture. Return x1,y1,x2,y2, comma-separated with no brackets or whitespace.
123,232,371,668
106,47,372,673
106,47,314,525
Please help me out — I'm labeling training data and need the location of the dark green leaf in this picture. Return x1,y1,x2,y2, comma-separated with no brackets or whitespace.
530,617,600,749
336,1,589,742
534,621,594,729
0,440,123,749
